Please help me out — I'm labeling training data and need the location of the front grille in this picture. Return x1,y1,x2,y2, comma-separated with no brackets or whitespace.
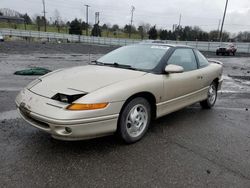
19,107,50,129
219,48,226,51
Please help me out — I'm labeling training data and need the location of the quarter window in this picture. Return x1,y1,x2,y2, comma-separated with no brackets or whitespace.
195,50,209,68
167,49,197,71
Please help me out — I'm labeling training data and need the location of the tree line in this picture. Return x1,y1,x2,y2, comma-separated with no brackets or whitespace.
1,8,250,42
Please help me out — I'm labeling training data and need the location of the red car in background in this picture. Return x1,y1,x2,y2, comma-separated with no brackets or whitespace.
216,43,237,56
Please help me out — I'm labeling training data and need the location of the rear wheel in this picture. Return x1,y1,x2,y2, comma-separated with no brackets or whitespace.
200,82,217,109
118,97,151,144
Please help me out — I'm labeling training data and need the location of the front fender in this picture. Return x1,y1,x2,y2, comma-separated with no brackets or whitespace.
75,73,164,104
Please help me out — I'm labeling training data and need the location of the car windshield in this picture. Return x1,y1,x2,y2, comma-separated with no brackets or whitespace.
97,44,170,70
220,43,230,48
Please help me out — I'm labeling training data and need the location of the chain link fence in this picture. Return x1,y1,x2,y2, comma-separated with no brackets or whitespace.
1,28,250,53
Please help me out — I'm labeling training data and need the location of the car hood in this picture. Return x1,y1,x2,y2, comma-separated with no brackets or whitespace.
29,65,146,98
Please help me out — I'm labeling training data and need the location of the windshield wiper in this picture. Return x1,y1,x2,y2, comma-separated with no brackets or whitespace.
89,60,104,65
90,61,138,70
105,62,138,70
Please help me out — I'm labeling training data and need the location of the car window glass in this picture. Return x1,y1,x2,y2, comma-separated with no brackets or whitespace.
195,50,209,68
98,45,169,70
168,49,197,71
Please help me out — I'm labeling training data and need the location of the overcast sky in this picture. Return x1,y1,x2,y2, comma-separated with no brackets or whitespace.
1,0,250,33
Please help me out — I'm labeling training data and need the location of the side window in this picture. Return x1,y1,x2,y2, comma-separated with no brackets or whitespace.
167,49,198,71
195,50,209,68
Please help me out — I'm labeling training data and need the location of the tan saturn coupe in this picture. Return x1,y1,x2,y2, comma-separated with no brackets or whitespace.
16,43,223,143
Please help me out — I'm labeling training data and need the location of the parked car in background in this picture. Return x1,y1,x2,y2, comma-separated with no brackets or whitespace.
16,43,223,143
0,34,4,42
216,43,237,56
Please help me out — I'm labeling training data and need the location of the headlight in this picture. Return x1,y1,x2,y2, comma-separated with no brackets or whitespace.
66,103,109,110
51,93,86,103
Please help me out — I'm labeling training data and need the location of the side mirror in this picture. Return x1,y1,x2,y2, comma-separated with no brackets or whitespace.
164,64,184,74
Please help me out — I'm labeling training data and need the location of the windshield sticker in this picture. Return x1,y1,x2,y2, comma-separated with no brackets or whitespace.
151,46,169,50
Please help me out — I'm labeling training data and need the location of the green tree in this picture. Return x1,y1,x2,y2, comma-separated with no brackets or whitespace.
21,13,32,24
148,25,157,40
102,24,108,30
209,30,219,41
69,19,82,35
111,24,119,31
35,16,43,31
138,26,144,39
81,21,88,30
124,24,136,33
236,31,250,42
159,29,168,40
91,24,102,37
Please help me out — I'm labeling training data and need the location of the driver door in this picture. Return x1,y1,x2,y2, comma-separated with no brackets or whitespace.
158,48,204,117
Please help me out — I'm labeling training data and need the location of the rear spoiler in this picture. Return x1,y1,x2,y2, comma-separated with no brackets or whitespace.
208,59,223,65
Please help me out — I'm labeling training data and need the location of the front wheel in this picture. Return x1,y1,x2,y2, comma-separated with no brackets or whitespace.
200,82,217,109
118,97,151,144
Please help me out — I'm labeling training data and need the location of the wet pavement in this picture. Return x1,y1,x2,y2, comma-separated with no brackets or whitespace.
0,48,250,187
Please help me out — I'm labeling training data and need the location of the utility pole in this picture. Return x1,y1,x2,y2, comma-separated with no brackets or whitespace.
129,6,135,38
95,12,100,24
177,14,182,40
42,0,47,32
84,4,90,36
219,0,229,43
178,14,182,28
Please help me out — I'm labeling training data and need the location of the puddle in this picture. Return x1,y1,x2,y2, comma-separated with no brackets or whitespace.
0,110,19,121
38,56,65,59
0,87,23,91
71,54,83,57
228,75,250,81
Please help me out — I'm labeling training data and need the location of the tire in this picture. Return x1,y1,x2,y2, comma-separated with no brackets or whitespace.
216,52,219,56
200,82,217,109
118,97,151,144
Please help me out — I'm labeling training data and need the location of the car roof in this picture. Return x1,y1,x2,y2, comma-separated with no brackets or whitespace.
139,40,193,49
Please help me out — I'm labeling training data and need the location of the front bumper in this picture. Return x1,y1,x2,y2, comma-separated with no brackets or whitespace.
16,89,122,140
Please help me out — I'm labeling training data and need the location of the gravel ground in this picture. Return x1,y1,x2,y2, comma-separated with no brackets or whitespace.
0,41,117,54
1,41,250,57
0,41,250,187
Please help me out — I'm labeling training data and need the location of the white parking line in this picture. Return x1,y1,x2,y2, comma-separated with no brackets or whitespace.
0,88,22,92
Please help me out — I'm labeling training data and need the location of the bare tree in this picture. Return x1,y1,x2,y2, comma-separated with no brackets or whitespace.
138,22,151,39
0,8,21,17
142,23,151,34
53,9,62,32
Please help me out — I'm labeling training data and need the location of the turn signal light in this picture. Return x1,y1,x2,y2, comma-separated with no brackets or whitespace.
66,103,108,110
